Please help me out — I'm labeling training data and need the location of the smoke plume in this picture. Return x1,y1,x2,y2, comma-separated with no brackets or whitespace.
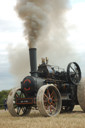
15,0,70,48
15,0,48,48
8,0,78,85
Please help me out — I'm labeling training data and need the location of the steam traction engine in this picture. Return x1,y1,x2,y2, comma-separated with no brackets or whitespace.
7,48,83,117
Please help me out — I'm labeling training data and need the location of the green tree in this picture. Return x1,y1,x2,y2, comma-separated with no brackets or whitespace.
0,90,10,109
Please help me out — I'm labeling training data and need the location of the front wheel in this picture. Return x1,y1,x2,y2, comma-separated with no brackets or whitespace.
37,84,62,117
7,87,31,116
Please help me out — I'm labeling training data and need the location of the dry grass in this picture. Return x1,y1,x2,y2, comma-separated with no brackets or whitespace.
0,106,85,128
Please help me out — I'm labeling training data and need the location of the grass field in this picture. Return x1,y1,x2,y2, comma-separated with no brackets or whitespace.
0,106,85,128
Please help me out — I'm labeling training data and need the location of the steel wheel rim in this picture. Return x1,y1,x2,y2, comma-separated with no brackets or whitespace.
43,86,60,116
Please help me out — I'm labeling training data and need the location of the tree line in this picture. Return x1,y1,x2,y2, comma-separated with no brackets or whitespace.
0,90,10,109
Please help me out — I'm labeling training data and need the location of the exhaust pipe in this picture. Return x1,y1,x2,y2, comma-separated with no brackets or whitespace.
29,48,37,77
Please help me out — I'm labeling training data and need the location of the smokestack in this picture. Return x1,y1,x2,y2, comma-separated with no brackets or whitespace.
29,48,37,77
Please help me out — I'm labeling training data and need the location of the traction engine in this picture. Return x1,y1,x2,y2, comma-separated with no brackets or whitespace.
7,48,82,117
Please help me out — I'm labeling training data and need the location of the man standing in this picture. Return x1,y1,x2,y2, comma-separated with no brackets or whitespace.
4,98,7,111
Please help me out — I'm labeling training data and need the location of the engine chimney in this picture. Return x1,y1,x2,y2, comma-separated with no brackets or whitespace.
29,48,37,77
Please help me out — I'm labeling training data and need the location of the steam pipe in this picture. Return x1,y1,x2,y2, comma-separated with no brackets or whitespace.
29,48,37,77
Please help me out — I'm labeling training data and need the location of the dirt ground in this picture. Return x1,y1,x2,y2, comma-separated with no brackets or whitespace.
0,106,85,128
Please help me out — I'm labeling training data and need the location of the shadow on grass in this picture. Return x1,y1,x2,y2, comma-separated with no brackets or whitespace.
61,110,84,115
2,109,84,118
27,110,84,118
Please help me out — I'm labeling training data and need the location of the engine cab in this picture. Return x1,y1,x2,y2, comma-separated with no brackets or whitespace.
38,57,55,78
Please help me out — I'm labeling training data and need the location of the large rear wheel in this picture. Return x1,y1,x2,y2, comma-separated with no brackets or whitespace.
77,78,85,112
37,84,62,117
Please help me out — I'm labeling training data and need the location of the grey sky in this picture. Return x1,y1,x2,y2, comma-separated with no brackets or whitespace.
0,0,85,91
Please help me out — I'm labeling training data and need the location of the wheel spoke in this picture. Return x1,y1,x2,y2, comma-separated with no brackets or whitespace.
20,92,22,98
47,89,50,98
51,102,55,106
51,105,56,111
44,100,47,103
17,107,21,115
52,99,58,102
44,94,49,99
50,105,52,113
51,95,55,99
15,93,19,98
22,107,26,113
50,90,55,97
70,66,76,74
47,89,50,95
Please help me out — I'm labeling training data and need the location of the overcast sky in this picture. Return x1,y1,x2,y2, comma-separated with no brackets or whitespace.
0,0,85,91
